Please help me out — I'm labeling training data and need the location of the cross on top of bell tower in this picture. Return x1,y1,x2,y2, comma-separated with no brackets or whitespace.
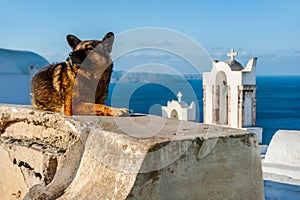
177,92,182,102
227,49,238,60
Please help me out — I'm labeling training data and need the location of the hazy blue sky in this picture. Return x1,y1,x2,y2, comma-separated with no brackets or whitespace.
0,0,299,75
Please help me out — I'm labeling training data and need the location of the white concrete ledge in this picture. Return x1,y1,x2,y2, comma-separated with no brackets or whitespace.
0,104,264,199
262,130,300,185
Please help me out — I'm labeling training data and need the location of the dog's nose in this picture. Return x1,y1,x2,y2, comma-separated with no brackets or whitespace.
69,52,74,56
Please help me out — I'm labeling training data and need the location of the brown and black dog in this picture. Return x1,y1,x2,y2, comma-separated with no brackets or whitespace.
31,32,129,116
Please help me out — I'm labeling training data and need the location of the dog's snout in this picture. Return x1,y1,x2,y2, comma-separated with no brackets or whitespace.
69,52,74,57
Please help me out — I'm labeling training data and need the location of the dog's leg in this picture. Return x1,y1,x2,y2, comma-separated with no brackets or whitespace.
73,102,129,116
64,90,73,116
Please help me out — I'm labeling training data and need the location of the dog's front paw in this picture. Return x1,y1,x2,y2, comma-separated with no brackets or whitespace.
112,108,130,117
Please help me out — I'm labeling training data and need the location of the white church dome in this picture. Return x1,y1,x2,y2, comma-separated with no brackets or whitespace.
225,59,244,71
178,101,189,108
0,48,49,74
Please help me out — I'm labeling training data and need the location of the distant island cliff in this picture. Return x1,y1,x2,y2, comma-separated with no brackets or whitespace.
111,71,202,83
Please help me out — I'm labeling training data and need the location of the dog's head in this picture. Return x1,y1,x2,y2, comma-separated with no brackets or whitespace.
66,32,114,69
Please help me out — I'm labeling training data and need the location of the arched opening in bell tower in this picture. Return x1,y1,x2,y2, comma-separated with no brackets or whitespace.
170,109,179,119
213,71,229,125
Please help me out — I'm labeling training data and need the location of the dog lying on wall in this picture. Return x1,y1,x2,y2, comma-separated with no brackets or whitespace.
31,32,129,116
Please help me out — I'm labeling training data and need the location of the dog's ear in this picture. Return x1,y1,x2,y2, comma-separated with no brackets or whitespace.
67,35,81,50
102,32,114,53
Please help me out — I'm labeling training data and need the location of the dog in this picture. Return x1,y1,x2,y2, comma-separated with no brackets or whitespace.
31,32,129,116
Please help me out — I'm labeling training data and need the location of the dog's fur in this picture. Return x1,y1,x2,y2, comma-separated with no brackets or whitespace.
31,32,128,116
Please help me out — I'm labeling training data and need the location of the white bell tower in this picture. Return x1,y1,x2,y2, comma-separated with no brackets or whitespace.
161,92,197,121
203,49,263,143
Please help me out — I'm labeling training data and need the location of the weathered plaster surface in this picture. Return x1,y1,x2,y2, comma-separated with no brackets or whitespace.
0,104,264,199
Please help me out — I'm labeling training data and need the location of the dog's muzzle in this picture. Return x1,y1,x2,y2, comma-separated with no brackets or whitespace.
69,50,86,68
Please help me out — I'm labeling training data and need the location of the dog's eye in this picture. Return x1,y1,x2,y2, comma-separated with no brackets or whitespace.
86,47,94,51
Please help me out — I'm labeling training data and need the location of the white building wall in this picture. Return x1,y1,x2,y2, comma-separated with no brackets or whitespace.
187,102,197,121
180,108,188,120
242,72,256,85
242,58,257,85
230,85,239,128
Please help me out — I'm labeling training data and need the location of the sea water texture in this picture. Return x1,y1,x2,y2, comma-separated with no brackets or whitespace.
106,76,300,145
1,75,299,145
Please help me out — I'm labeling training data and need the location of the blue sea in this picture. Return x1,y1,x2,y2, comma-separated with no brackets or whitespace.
106,76,300,145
